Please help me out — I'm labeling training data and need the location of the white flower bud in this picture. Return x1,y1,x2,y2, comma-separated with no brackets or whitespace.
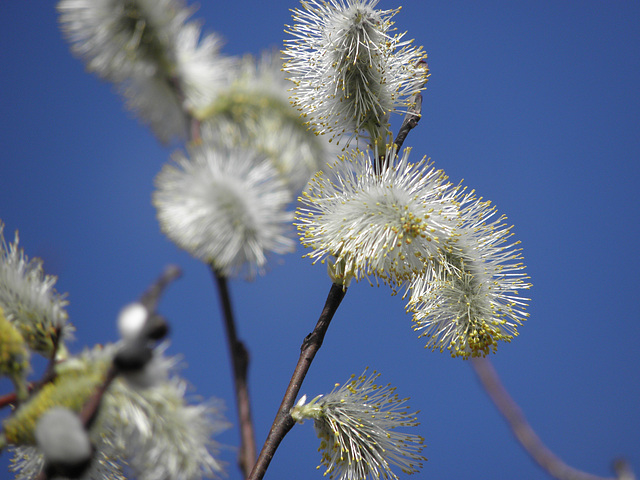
35,407,92,467
117,302,149,341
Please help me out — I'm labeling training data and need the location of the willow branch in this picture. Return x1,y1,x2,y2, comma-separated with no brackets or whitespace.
0,329,60,409
247,283,347,480
211,267,257,478
0,392,18,410
140,264,182,312
167,74,201,144
374,93,422,173
471,356,634,480
0,381,44,410
394,92,422,153
79,366,118,430
0,368,57,410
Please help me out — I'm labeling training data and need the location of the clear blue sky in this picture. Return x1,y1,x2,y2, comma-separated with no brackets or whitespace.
1,1,639,479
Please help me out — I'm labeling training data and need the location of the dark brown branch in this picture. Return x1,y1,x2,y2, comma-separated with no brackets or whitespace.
166,74,201,145
211,267,257,479
393,58,428,154
471,356,634,480
247,283,347,480
373,87,423,173
394,92,423,153
0,391,18,409
79,366,118,430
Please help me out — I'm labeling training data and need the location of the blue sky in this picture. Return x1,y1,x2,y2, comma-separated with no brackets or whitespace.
1,1,639,479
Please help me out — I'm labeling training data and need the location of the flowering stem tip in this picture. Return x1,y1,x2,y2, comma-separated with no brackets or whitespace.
292,369,426,480
284,0,428,144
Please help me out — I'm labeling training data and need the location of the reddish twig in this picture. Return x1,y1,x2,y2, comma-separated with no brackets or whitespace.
471,356,633,480
211,268,257,478
0,327,62,410
247,283,347,480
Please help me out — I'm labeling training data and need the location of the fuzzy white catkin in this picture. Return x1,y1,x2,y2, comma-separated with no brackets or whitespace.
296,147,459,287
153,143,295,278
284,0,427,143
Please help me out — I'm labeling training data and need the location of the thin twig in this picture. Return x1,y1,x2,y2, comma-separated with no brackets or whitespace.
393,58,427,153
0,328,61,409
394,92,423,153
78,365,118,430
471,356,633,480
0,380,44,410
247,283,347,480
0,391,18,409
139,264,182,312
167,74,201,145
211,267,257,478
